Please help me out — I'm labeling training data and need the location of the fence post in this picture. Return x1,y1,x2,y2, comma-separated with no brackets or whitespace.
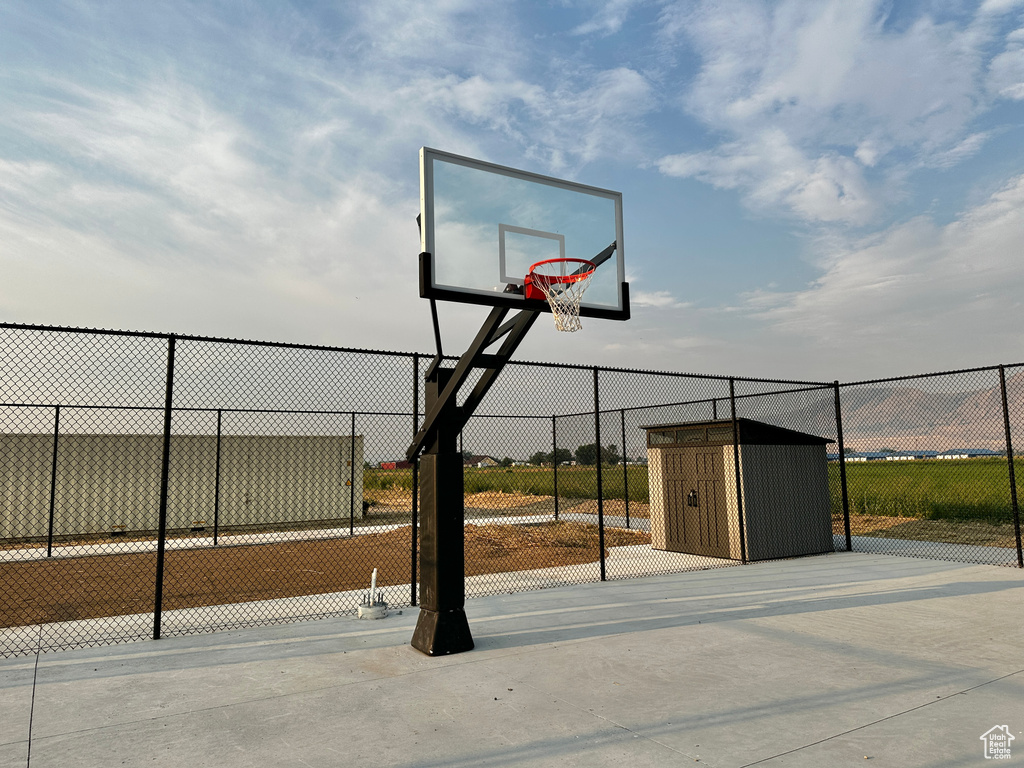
998,366,1023,568
411,353,419,606
153,335,176,641
712,398,717,420
46,405,60,557
621,408,630,530
593,367,605,581
834,382,852,552
350,412,356,536
213,409,222,546
552,415,559,522
729,378,747,564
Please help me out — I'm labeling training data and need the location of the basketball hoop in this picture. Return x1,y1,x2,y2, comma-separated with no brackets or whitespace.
524,258,596,332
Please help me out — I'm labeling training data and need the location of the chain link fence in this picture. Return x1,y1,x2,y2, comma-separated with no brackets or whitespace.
838,365,1024,567
2,323,1022,658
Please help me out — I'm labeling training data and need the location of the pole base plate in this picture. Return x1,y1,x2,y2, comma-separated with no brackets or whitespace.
411,608,474,656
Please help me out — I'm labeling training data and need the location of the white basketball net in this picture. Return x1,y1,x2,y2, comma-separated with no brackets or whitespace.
529,259,596,333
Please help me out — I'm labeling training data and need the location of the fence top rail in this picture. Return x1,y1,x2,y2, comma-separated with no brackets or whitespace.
553,382,836,420
6,323,1023,395
0,321,830,386
840,362,1024,387
0,321,418,359
0,402,420,418
433,352,829,385
504,358,830,386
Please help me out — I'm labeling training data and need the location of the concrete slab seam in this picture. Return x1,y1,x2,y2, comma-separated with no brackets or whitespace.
517,678,705,765
25,626,42,766
735,667,1024,767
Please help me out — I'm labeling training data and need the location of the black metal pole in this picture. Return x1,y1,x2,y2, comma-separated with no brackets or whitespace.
411,353,419,606
430,299,443,359
998,366,1023,568
411,457,419,605
46,405,60,557
621,408,630,530
350,412,356,536
712,398,717,420
552,415,559,522
594,368,605,581
411,367,473,655
834,382,852,552
153,335,176,641
213,409,222,546
729,378,747,564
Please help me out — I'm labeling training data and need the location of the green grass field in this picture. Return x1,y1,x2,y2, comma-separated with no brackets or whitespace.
835,458,1022,522
365,464,650,502
369,457,1022,524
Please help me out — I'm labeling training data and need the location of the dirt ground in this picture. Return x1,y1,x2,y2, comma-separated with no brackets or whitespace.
7,508,1013,630
465,491,551,509
846,513,1021,548
362,490,650,519
363,489,557,513
0,522,650,628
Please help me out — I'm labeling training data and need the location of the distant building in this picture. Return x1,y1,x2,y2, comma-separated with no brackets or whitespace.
936,449,1002,459
884,450,941,461
379,460,414,469
844,451,889,462
833,449,1001,462
463,455,499,468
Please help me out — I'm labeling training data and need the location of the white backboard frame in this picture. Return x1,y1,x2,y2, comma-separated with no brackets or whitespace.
419,147,628,320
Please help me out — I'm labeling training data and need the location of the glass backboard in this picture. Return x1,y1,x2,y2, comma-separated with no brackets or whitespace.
419,147,628,320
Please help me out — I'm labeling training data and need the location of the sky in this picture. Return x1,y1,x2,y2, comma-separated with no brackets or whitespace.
2,0,1024,383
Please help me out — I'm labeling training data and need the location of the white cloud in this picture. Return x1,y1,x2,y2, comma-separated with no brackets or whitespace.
345,0,522,75
659,129,876,224
0,79,421,347
656,0,1011,224
572,0,646,36
854,140,881,167
4,0,1022,385
547,67,656,167
401,65,657,173
979,0,1024,15
632,290,687,308
988,28,1024,99
0,3,659,348
294,17,657,177
741,173,1024,370
925,131,992,168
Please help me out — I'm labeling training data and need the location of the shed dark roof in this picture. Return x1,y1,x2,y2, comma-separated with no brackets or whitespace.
639,417,834,446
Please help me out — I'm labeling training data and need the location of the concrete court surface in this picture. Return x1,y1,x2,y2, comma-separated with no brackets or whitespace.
1,552,1022,768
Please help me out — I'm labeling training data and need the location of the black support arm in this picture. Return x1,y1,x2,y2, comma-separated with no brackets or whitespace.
406,305,508,460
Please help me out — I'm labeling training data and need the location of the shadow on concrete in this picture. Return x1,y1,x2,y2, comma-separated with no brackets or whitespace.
4,554,1020,695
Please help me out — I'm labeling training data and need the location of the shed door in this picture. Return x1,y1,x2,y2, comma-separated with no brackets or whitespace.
662,448,691,550
663,447,730,558
694,450,729,558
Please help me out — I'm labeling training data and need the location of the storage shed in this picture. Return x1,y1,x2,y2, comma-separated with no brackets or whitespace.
642,418,834,561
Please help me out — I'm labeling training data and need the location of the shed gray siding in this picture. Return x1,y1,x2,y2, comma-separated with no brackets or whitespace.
738,443,834,560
